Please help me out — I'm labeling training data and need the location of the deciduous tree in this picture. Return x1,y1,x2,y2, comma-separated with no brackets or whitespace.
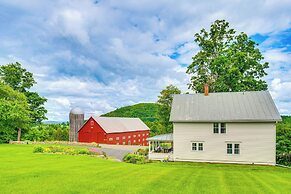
0,82,31,142
157,85,181,133
187,20,269,92
0,62,47,123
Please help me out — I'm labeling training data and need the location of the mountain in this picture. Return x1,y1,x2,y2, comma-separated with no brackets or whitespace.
101,103,161,123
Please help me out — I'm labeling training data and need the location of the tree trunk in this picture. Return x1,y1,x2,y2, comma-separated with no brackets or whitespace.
17,128,21,141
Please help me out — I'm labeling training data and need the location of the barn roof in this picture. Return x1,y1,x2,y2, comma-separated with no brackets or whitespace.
90,116,150,133
170,91,281,122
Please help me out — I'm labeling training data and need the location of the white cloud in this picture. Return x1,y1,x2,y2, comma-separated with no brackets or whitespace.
1,0,291,120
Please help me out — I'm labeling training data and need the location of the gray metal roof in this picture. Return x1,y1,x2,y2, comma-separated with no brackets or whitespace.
170,91,281,122
146,133,173,142
91,116,149,133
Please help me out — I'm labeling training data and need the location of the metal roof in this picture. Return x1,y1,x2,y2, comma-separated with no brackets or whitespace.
170,91,282,122
91,116,149,133
147,133,173,142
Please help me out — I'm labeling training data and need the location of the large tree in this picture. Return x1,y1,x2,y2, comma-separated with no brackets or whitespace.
157,85,181,134
187,20,269,93
0,82,31,142
0,62,47,123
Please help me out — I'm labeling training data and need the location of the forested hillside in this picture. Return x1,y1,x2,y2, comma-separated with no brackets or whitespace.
102,103,164,136
102,103,161,123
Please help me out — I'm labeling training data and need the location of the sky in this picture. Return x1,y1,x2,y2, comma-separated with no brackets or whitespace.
0,0,291,121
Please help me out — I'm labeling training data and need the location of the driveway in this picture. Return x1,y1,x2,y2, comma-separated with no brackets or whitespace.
94,144,147,161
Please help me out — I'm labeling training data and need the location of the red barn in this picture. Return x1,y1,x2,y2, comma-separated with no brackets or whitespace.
78,116,150,145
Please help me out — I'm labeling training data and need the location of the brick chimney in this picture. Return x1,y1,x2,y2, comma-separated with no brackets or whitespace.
204,84,209,96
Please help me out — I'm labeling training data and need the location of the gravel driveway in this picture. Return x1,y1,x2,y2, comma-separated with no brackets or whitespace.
93,144,147,161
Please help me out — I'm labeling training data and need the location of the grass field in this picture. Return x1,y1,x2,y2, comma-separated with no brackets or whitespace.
0,144,290,194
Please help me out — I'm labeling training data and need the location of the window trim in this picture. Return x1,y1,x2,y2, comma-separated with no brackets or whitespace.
226,143,240,155
213,123,226,134
191,142,204,152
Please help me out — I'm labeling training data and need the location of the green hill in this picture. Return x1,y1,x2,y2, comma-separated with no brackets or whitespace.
101,103,161,123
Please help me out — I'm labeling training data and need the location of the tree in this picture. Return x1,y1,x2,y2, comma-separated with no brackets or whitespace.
157,85,181,134
0,62,47,123
0,82,31,143
187,20,269,93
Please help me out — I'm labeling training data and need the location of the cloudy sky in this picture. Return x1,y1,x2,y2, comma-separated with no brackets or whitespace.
0,0,291,121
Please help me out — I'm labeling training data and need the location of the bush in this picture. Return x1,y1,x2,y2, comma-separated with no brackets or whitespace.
77,149,90,155
135,148,148,156
46,146,64,153
33,146,44,153
32,145,100,157
123,153,147,164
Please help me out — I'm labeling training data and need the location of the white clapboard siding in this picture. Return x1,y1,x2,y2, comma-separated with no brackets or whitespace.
173,122,276,165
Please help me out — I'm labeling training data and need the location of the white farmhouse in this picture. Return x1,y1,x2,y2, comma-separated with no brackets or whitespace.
147,89,281,165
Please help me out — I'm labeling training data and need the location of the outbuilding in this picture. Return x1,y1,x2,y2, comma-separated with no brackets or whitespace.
78,116,150,145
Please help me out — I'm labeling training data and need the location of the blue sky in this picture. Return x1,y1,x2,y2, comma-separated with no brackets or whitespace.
0,0,291,121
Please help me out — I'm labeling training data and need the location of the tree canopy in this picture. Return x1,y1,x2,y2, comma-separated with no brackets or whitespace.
187,20,269,93
0,62,47,123
0,82,31,142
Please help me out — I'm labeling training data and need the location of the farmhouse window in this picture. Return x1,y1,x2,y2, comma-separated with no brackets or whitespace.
213,123,226,134
227,143,240,154
213,123,219,133
192,142,203,151
227,144,232,154
234,144,240,154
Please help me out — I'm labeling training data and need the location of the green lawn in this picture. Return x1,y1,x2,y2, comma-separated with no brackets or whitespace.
0,144,290,194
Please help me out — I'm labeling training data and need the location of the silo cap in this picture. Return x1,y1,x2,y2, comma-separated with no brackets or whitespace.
70,107,84,114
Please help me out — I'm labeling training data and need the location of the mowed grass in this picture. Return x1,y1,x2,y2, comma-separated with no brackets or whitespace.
0,144,290,194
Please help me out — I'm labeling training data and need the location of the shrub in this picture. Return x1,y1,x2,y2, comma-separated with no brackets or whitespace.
78,149,90,155
135,148,148,156
46,146,64,153
123,153,147,164
63,147,77,155
33,146,44,153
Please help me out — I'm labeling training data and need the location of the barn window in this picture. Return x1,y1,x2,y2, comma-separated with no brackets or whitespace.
90,121,94,126
122,136,125,139
213,123,226,134
116,137,119,140
133,135,136,138
123,142,125,145
192,142,203,151
138,134,141,137
128,136,131,138
142,134,145,136
138,139,140,142
109,138,113,141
